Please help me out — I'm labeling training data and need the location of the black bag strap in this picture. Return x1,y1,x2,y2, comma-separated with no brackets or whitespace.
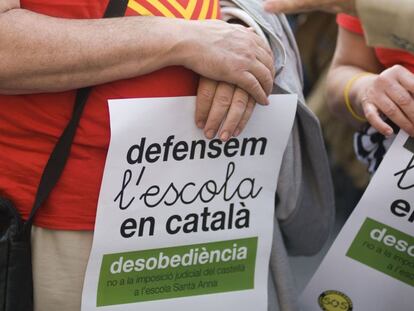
104,0,129,18
25,0,129,228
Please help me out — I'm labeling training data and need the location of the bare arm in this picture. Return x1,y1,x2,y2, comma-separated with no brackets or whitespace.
0,0,19,12
327,28,381,127
0,9,187,94
327,28,414,136
0,1,273,104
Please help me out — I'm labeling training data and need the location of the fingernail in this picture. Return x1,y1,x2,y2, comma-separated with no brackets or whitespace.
233,129,241,137
265,98,270,105
205,130,216,139
196,121,205,129
220,131,230,142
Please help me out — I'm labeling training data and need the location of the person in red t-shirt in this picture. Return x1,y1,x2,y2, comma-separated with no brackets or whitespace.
327,14,414,173
0,0,275,309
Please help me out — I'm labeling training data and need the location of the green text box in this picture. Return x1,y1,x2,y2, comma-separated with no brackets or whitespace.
97,237,257,306
347,218,414,287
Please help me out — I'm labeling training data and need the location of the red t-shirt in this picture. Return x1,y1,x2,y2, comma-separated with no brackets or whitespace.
0,0,220,230
337,14,414,73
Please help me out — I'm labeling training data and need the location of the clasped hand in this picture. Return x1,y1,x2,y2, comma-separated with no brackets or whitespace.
187,20,275,141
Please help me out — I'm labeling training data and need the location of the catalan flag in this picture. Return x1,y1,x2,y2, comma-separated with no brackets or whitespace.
126,0,219,20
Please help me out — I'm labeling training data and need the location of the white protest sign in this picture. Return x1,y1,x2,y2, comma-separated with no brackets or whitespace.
81,95,297,310
301,131,414,311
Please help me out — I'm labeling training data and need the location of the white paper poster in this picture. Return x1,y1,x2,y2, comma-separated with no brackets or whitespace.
81,95,297,310
301,131,414,311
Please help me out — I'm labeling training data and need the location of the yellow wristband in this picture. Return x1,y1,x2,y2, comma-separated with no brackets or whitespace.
344,72,373,122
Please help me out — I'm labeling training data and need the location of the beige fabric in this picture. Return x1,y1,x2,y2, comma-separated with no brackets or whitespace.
31,226,93,311
357,0,414,52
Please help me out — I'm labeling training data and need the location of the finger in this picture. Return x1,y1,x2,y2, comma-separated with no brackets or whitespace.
256,46,275,78
204,82,235,139
238,72,268,105
218,88,249,141
363,102,394,137
249,60,274,96
398,69,414,94
234,96,256,137
375,94,414,136
196,77,218,129
385,82,414,125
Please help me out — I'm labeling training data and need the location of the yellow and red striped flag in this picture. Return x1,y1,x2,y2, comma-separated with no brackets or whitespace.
126,0,220,20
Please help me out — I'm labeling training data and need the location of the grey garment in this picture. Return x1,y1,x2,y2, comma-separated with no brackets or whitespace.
221,1,336,310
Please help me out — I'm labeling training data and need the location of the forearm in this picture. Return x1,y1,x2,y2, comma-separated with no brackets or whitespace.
0,9,186,94
326,27,384,128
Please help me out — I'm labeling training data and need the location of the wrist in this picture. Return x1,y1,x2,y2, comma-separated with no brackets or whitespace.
166,19,201,68
155,18,195,68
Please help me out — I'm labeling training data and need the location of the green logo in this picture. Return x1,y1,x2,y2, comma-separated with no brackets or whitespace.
347,218,414,287
97,237,258,306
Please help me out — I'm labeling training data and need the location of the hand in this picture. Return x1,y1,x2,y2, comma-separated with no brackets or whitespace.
355,65,414,136
181,19,275,105
196,77,258,141
263,0,356,15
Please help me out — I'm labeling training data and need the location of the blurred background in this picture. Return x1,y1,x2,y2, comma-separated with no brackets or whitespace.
286,12,370,292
